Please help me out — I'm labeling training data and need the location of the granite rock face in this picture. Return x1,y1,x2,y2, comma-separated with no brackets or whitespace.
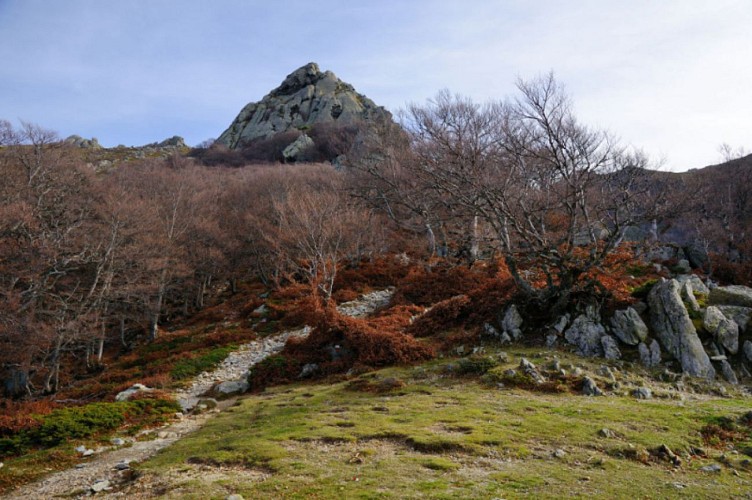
217,62,393,149
647,279,715,379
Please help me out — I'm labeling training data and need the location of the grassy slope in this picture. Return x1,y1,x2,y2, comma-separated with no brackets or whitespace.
131,348,752,499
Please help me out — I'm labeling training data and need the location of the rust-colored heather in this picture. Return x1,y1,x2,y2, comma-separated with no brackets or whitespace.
408,295,471,337
0,400,58,435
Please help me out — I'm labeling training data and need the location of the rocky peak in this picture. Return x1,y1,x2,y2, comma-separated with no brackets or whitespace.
216,62,393,150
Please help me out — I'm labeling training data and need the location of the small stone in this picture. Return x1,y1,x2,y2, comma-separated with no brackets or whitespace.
226,495,245,500
598,365,616,381
553,449,567,458
496,352,509,363
545,333,558,347
75,445,87,453
111,438,125,446
572,367,584,377
114,461,131,470
75,463,85,469
91,480,111,493
598,428,616,438
82,449,95,457
298,363,319,379
632,387,652,399
582,377,603,396
700,463,722,473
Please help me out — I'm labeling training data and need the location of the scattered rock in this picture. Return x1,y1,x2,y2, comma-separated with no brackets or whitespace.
299,363,319,378
582,376,603,396
656,444,682,467
501,305,524,340
210,379,250,397
598,365,616,381
553,449,567,458
115,383,153,402
632,387,652,399
114,461,131,470
700,463,722,473
519,358,545,383
111,438,125,446
610,308,648,345
599,428,617,438
648,279,715,379
601,335,621,360
75,445,87,453
717,359,739,385
90,479,111,493
483,322,511,344
709,285,752,308
226,495,245,500
82,449,95,457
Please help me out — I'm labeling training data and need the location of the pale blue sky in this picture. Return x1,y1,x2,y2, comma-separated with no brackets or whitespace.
1,0,749,170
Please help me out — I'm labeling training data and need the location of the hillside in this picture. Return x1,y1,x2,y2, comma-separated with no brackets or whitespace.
2,67,752,498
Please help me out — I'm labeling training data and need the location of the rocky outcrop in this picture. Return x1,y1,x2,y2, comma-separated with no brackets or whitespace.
217,62,393,149
709,285,752,308
64,135,102,149
647,279,715,379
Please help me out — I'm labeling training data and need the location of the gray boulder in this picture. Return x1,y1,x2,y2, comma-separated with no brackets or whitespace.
716,306,752,334
217,62,394,149
703,306,739,354
565,312,606,357
638,339,662,369
632,387,652,399
744,340,752,363
601,336,622,360
582,376,603,396
716,359,739,385
501,304,523,340
210,379,249,397
115,383,153,402
610,307,648,345
282,133,314,162
680,281,701,312
683,242,710,270
709,285,752,308
675,274,710,295
648,279,715,379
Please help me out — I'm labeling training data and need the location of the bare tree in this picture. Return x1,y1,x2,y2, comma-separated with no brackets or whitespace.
392,75,662,312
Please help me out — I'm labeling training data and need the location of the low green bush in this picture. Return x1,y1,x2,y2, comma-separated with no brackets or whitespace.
170,345,237,380
0,398,180,459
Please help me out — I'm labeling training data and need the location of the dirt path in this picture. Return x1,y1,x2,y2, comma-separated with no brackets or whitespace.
7,289,393,498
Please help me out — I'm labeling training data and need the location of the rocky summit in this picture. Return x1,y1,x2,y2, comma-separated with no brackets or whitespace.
216,62,392,149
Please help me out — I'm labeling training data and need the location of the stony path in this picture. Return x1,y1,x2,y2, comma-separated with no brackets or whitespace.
7,289,394,498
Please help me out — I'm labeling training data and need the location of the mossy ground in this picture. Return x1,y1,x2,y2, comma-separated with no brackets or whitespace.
126,348,752,499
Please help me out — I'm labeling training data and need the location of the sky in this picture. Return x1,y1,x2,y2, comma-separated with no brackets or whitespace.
0,0,750,171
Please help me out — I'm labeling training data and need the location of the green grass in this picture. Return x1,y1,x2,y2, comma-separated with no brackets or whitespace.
131,348,752,498
170,345,237,380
